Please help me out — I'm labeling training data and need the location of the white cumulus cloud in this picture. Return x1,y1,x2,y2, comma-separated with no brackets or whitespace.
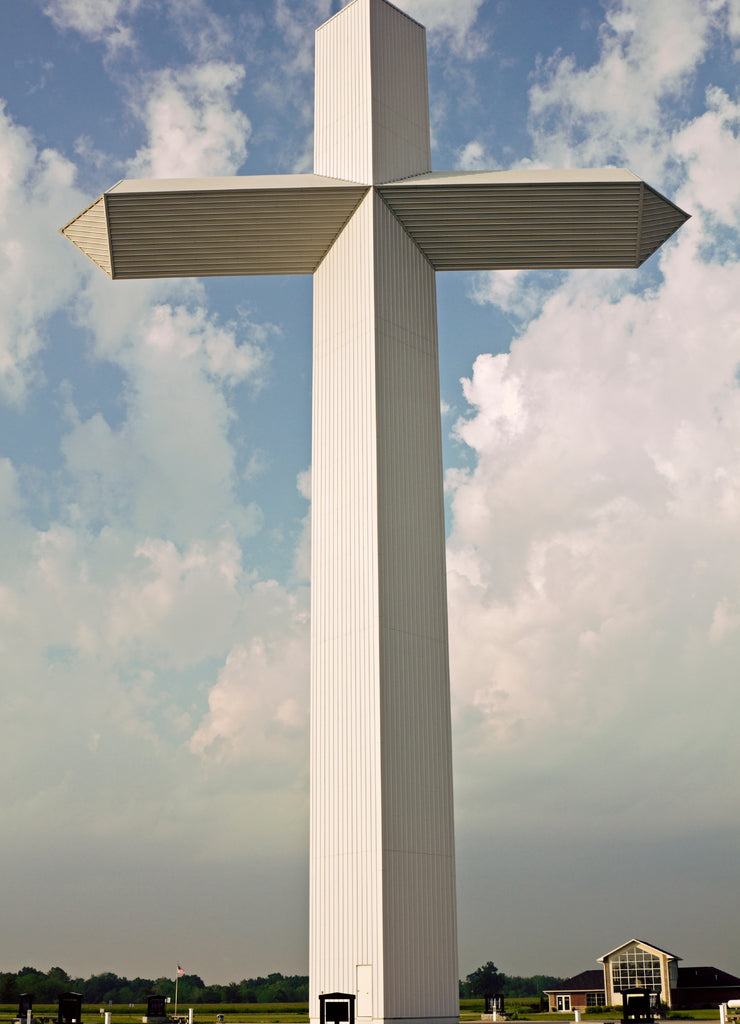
447,1,740,846
0,104,85,404
189,583,309,764
127,62,251,179
401,0,487,56
60,301,268,543
44,0,141,50
527,0,722,180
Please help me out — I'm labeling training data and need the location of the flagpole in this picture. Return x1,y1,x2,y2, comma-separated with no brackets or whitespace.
174,970,179,1019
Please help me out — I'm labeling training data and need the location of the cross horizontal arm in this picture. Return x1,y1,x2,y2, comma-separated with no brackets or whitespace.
379,168,690,270
60,174,368,279
61,168,688,280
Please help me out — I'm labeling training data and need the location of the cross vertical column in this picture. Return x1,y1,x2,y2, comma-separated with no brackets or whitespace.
310,3,458,1023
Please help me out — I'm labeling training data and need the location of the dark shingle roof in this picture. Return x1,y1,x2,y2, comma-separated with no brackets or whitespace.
545,971,605,993
677,967,740,988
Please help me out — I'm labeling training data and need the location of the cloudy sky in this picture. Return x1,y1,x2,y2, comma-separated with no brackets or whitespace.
1,0,739,990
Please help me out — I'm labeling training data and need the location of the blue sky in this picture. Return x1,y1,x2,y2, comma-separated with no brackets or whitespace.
1,0,739,990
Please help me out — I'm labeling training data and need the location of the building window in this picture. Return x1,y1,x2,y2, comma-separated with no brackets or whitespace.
587,994,606,1006
610,949,662,993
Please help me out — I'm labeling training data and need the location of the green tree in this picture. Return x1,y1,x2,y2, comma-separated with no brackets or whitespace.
85,973,122,1003
464,962,501,997
17,970,56,1002
0,973,18,1001
502,975,563,998
153,977,175,998
131,978,156,1003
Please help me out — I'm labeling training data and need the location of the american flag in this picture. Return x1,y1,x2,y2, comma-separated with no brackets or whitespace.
177,965,185,977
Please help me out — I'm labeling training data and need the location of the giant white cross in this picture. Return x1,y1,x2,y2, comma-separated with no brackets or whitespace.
61,2,688,1023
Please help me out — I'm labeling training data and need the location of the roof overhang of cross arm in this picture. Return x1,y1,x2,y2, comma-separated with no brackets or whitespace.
378,168,690,270
60,174,369,280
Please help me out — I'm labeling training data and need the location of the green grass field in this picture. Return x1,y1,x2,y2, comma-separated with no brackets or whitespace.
0,1002,720,1023
0,1007,308,1024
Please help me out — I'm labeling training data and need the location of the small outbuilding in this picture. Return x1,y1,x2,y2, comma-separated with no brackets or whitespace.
545,970,605,1012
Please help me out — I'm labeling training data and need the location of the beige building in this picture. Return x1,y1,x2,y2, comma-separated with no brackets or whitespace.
545,939,740,1011
599,940,679,1008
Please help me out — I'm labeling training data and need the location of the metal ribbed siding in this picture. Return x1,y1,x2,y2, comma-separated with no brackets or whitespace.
311,192,384,1021
61,173,688,281
315,0,431,185
378,171,689,270
310,188,458,1024
373,193,458,1021
314,0,372,183
104,184,367,279
312,6,455,1022
380,181,645,269
370,0,431,183
60,195,112,277
638,184,689,264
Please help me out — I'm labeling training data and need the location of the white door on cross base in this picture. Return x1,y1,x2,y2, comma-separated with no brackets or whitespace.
356,965,372,1019
557,997,571,1012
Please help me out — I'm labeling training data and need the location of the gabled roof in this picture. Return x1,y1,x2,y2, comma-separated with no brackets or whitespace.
544,971,605,994
598,939,681,963
677,967,740,988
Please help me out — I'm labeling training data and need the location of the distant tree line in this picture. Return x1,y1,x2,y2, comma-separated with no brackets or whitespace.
460,961,563,1000
0,968,308,1005
1,963,562,1006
